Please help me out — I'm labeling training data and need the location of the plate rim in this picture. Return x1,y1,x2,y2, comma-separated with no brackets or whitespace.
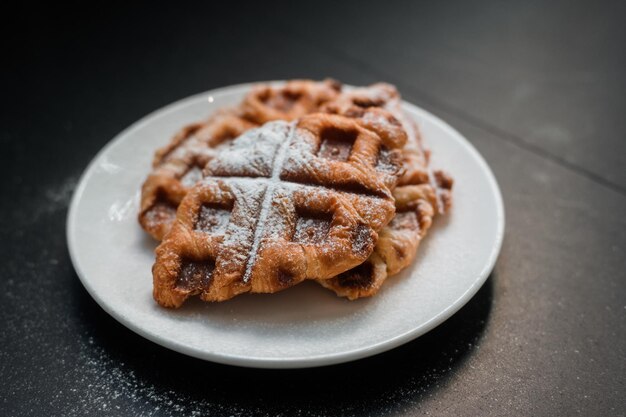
66,81,505,369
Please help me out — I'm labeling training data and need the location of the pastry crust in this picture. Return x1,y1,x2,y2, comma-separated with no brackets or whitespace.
140,80,453,304
240,79,341,124
152,113,405,307
318,83,453,299
138,80,340,240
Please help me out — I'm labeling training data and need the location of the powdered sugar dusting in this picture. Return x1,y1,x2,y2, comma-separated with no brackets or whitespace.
180,166,203,187
280,128,318,178
206,122,289,178
221,183,265,267
240,121,296,282
196,117,392,286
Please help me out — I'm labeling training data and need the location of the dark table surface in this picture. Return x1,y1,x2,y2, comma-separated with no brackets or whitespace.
2,1,625,416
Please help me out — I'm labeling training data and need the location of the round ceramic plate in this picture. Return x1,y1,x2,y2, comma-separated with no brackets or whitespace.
67,82,504,369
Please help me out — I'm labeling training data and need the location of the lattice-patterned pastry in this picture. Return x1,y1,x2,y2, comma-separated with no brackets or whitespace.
318,83,453,299
153,112,406,307
139,110,255,240
240,79,341,124
139,79,341,240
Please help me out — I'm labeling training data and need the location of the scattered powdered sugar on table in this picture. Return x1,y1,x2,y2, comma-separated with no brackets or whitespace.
56,329,472,417
59,337,241,416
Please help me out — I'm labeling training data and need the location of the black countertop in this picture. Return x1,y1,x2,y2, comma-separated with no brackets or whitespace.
2,1,625,416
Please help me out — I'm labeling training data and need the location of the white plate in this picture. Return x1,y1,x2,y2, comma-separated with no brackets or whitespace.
67,82,504,369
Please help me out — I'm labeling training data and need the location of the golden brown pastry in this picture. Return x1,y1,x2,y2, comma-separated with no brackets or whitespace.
138,80,341,240
152,112,406,307
318,83,453,299
240,79,341,124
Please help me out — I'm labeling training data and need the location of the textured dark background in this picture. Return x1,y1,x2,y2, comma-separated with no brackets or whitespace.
2,1,625,416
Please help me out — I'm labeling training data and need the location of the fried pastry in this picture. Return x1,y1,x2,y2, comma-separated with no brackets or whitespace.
139,79,341,240
152,112,406,307
240,79,341,124
318,83,453,299
139,110,255,240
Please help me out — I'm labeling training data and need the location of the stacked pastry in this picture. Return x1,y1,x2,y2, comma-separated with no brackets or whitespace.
138,80,452,307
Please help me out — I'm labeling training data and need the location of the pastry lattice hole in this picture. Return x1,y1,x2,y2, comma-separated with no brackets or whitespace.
209,122,249,148
352,96,385,108
292,211,332,244
262,90,302,112
277,270,294,286
194,203,232,234
145,192,177,227
317,126,357,161
389,210,420,231
175,259,216,292
336,262,374,289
